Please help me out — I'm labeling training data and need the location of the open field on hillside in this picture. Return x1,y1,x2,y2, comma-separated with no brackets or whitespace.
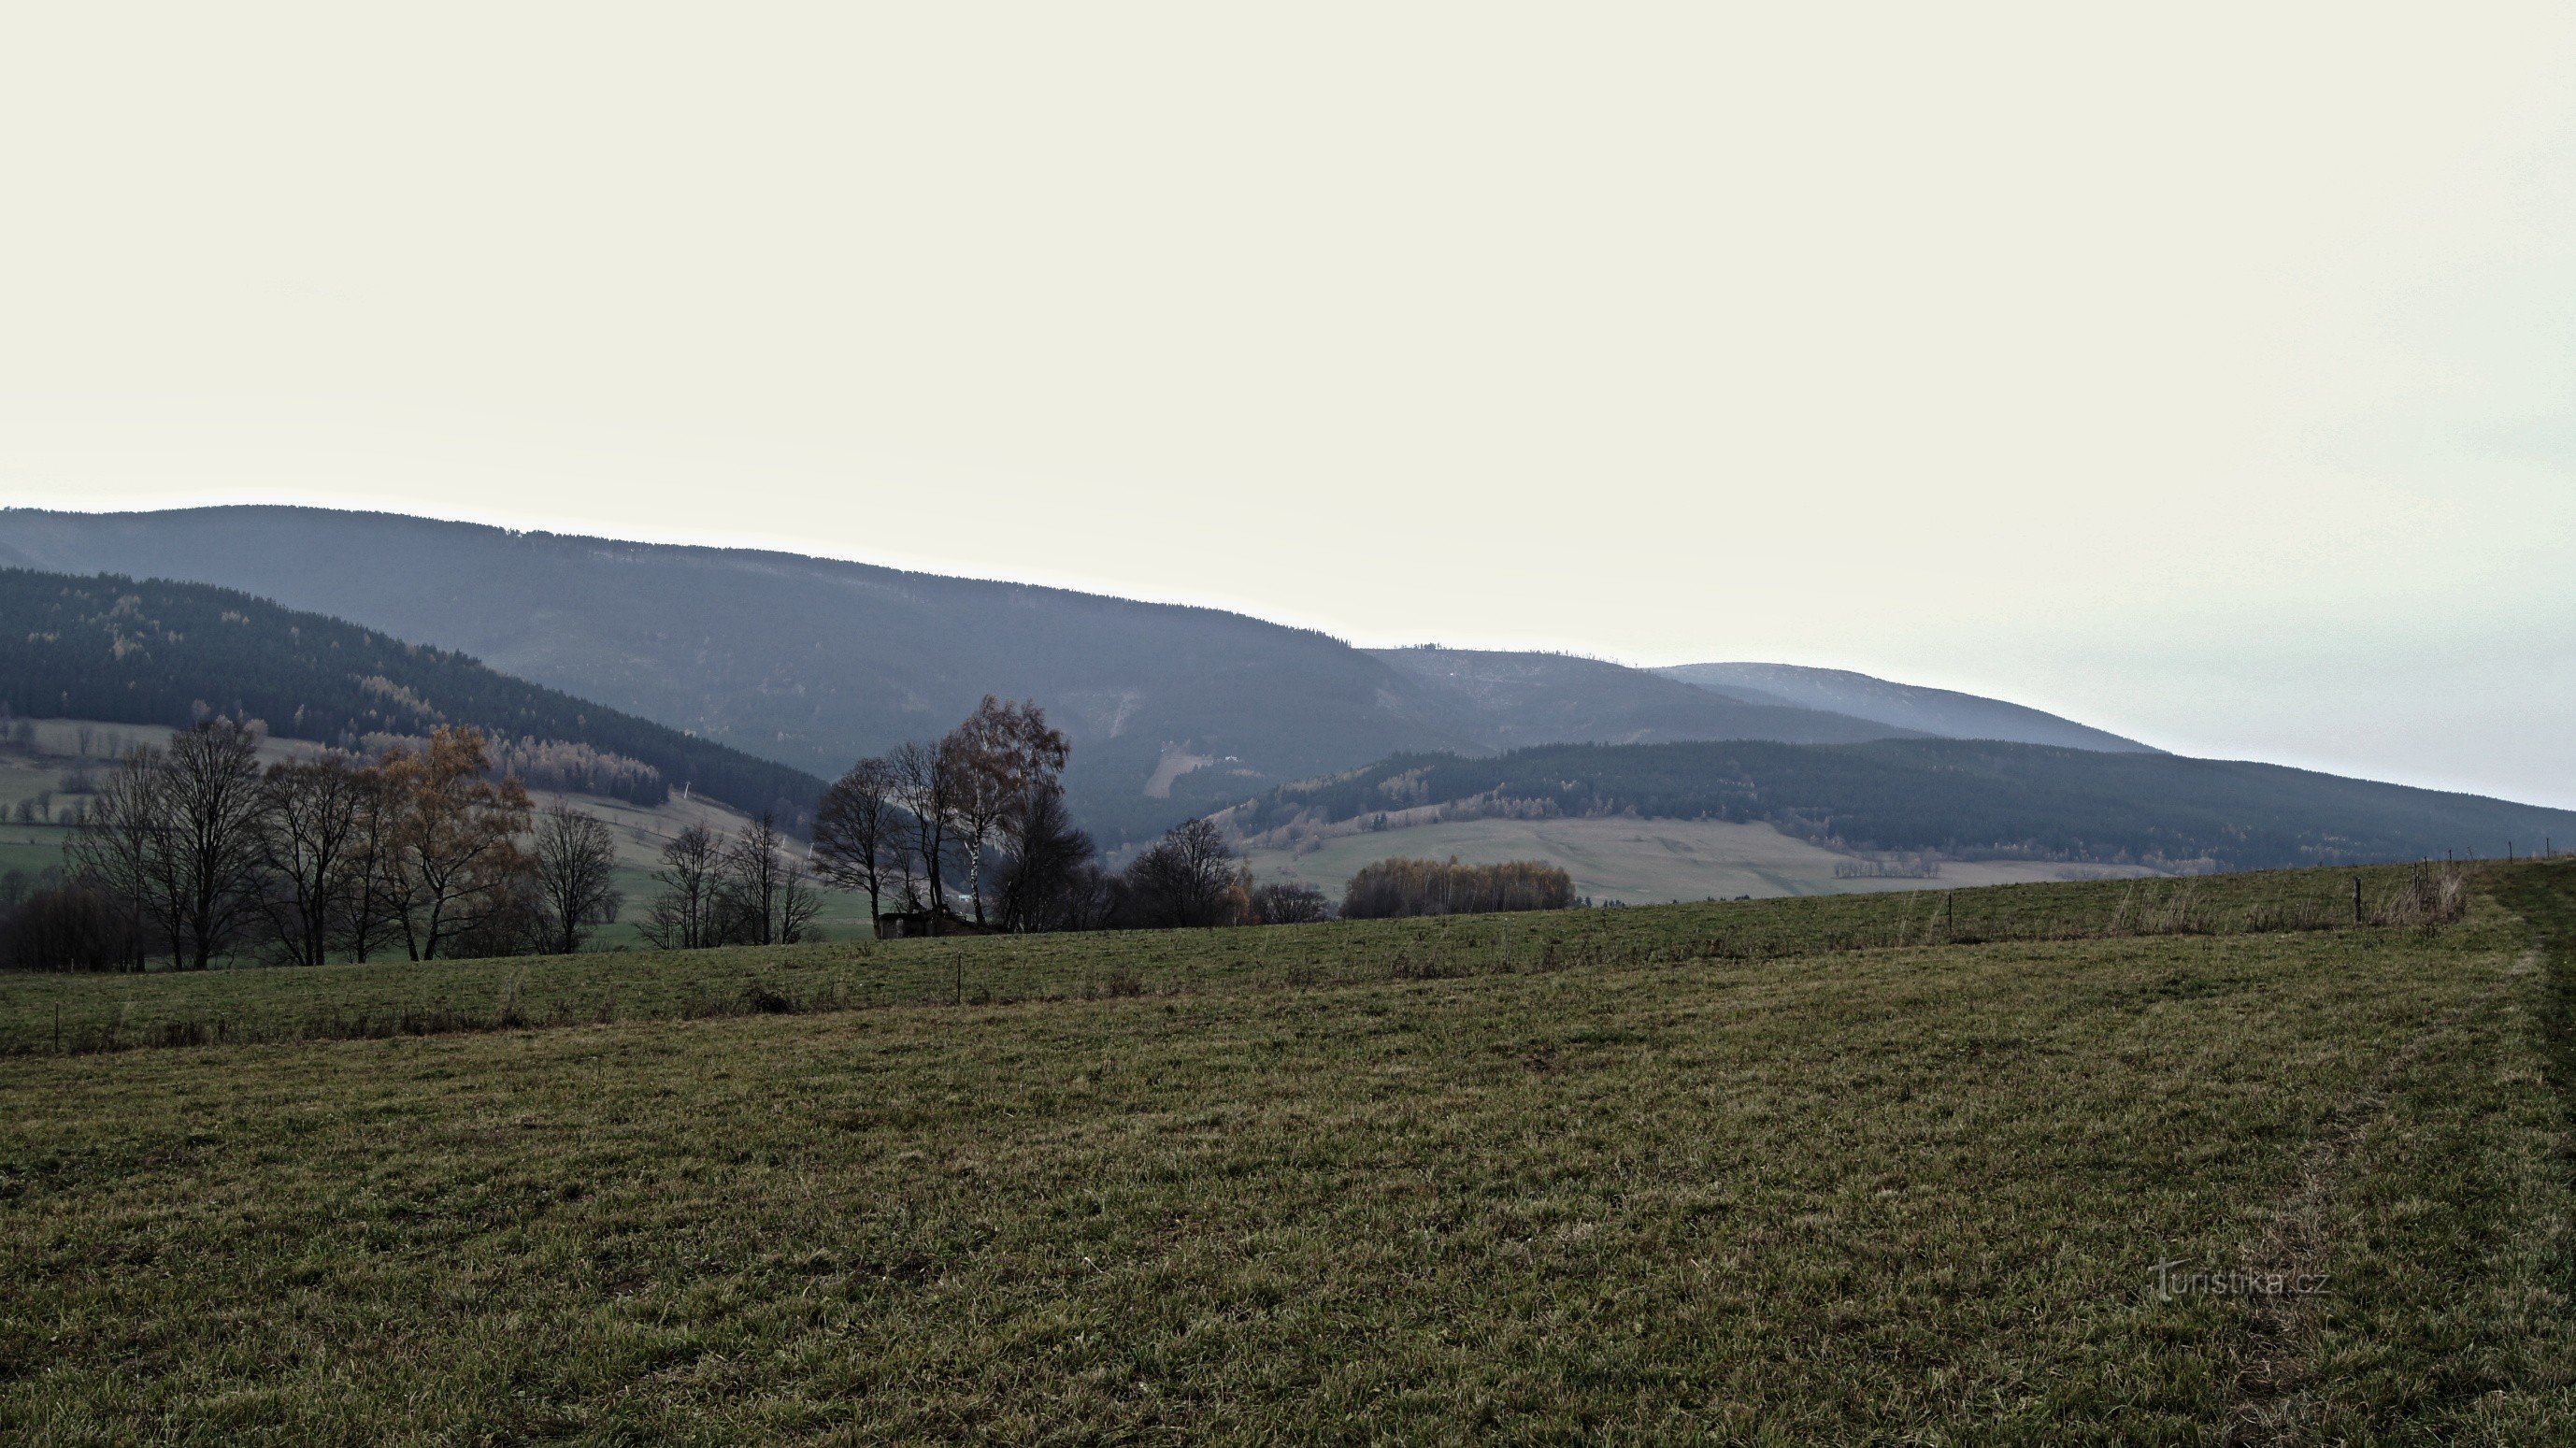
0,721,162,880
0,864,2477,1056
523,786,877,946
0,829,72,880
3,865,2571,1441
1240,814,2163,905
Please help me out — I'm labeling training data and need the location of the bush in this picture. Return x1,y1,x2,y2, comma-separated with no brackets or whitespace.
1250,881,1332,925
1341,857,1573,920
0,881,145,971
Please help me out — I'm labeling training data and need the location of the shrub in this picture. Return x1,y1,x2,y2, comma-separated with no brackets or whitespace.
1341,857,1573,920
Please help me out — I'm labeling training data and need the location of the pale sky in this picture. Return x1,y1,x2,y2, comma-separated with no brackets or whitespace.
4,4,2571,806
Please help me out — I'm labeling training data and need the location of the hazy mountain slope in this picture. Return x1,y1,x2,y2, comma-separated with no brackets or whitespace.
1221,738,2575,872
0,507,1481,839
0,568,827,824
1656,662,2157,753
1367,648,1919,749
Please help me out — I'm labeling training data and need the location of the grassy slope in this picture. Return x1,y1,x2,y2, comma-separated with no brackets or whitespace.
2,865,2570,1441
1240,814,2159,905
531,786,875,947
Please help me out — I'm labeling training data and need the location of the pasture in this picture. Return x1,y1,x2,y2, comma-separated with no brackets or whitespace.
3,862,2571,1441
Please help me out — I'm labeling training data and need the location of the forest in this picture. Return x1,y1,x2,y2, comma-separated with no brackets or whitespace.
1224,738,2576,872
0,567,824,824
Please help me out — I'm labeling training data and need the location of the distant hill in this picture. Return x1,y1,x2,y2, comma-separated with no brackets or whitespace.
7,508,2138,842
1657,662,2156,753
1221,738,2576,872
1367,648,1915,749
0,569,826,824
0,508,1494,840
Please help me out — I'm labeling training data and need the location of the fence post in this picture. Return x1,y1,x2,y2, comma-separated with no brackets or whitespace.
2352,875,2363,925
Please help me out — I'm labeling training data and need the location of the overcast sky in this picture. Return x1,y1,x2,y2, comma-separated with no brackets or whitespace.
4,4,2571,807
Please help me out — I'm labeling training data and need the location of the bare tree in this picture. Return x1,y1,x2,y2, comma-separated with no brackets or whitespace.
940,698,1071,927
156,721,272,968
780,863,822,945
1122,818,1240,928
336,764,406,964
253,754,371,967
717,811,817,945
1250,880,1331,925
638,824,723,951
65,743,173,968
532,801,623,955
814,756,902,926
991,781,1096,932
888,739,958,931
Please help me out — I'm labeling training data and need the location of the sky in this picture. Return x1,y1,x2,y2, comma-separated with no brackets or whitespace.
3,4,2571,807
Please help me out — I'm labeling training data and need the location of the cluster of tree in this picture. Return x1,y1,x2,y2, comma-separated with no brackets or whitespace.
1226,739,2576,873
1832,854,1942,880
4,721,629,971
814,696,1083,932
355,733,665,806
632,812,821,950
0,715,141,762
812,699,1337,934
1339,857,1574,920
0,866,139,971
12,795,78,825
0,567,825,826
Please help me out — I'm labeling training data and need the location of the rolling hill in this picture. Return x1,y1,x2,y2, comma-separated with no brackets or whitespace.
0,508,1484,840
0,507,2158,841
1220,738,2576,873
0,569,826,824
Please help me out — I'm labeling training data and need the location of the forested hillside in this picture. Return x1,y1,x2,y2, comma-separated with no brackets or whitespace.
0,508,2159,842
0,508,1486,840
1224,738,2576,871
0,569,825,824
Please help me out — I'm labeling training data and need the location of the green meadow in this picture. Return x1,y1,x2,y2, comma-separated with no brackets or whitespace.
4,862,2572,1442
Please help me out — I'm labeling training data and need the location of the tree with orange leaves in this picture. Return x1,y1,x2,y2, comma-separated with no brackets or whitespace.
374,725,534,960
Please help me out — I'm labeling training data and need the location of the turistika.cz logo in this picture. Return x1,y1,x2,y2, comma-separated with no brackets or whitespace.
2148,1258,2330,1303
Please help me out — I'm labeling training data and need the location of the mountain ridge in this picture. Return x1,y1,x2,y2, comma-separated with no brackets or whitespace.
1657,661,2157,753
0,506,2169,840
1365,647,1918,750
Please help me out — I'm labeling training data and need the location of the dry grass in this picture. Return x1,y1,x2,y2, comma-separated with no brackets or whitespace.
0,866,2570,1441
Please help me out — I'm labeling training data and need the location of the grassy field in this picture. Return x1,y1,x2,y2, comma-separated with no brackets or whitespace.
1240,814,2163,905
0,864,2471,1055
3,863,2571,1441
